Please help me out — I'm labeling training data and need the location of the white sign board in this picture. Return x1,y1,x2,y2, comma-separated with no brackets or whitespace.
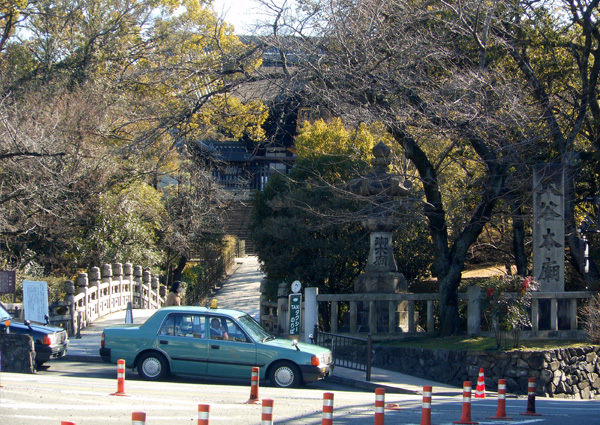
23,280,49,323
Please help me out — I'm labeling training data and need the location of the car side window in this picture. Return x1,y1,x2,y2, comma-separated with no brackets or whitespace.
159,314,206,338
209,317,249,343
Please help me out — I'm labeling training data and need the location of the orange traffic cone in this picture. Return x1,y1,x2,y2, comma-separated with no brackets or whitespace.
474,368,485,398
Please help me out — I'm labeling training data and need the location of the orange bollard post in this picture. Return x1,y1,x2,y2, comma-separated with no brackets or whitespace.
198,404,210,425
374,388,385,425
132,412,146,425
322,392,334,425
245,367,260,404
489,379,512,420
110,359,128,396
420,385,432,425
520,377,541,416
474,368,485,398
453,381,478,424
262,399,274,425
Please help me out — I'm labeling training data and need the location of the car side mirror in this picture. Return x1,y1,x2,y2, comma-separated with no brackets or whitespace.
44,314,49,325
291,340,300,351
24,319,32,330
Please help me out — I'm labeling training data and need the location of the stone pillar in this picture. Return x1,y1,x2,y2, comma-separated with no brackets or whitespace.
277,282,289,336
304,287,318,343
467,286,482,336
533,163,565,292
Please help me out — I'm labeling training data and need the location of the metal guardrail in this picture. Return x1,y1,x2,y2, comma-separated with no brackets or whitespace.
312,325,372,381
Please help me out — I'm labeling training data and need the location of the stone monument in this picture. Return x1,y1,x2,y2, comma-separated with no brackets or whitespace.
348,141,412,331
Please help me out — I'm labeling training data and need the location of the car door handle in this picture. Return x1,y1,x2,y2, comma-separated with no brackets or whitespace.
159,340,168,345
211,345,220,349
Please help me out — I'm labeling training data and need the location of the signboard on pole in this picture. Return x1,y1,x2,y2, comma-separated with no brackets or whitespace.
0,271,16,295
23,280,49,323
288,293,302,337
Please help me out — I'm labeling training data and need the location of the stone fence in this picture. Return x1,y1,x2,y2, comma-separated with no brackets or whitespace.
262,284,593,339
372,344,600,399
0,333,35,374
6,262,165,336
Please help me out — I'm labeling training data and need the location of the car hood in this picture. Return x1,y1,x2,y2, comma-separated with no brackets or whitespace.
9,319,65,334
261,337,331,355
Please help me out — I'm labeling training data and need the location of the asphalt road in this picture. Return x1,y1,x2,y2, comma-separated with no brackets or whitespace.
2,361,600,425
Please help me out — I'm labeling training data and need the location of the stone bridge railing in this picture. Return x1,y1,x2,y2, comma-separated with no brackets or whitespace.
262,285,594,340
6,262,165,336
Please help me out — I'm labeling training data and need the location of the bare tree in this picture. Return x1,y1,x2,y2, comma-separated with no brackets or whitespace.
249,0,599,335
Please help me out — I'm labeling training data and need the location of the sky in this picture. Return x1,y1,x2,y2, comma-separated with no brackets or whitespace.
212,0,265,34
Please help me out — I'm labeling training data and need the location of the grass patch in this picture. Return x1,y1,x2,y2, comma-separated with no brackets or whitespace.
381,336,591,351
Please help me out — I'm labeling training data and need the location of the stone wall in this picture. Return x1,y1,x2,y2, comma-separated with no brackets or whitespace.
372,345,600,399
0,333,35,373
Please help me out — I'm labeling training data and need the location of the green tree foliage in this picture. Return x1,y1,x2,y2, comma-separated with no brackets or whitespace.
251,118,432,296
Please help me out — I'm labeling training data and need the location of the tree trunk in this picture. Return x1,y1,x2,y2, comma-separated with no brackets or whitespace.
172,255,188,282
438,268,462,336
511,203,528,276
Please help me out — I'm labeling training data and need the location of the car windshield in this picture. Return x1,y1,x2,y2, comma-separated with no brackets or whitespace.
0,304,11,320
236,314,274,342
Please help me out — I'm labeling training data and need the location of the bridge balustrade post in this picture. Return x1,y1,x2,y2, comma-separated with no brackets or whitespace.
570,298,578,330
427,300,434,332
531,298,539,331
113,263,123,311
101,264,113,313
388,300,396,333
151,275,160,308
89,267,101,316
66,280,75,336
330,301,338,333
123,263,133,306
369,300,377,333
350,301,357,334
76,274,89,329
408,300,416,332
551,298,558,331
133,266,143,308
142,269,151,309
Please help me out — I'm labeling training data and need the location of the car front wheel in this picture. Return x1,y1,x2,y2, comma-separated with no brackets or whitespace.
137,352,169,381
269,361,302,388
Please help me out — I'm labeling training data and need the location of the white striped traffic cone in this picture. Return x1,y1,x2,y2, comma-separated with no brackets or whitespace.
474,368,485,398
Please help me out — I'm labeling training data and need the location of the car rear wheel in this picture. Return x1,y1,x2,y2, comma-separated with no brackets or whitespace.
269,361,302,388
137,352,169,381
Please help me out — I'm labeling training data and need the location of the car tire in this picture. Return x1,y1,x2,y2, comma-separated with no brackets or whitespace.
137,352,169,381
269,361,302,388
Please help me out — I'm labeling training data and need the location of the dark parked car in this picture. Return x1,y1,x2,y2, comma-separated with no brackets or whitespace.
0,302,69,367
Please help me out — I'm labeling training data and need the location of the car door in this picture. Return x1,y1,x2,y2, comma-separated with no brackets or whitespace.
156,313,209,376
206,315,257,379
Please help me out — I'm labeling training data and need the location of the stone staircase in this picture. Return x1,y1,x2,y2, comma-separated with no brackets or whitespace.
222,201,255,254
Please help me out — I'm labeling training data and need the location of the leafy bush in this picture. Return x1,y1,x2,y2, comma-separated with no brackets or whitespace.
480,275,539,348
580,292,600,344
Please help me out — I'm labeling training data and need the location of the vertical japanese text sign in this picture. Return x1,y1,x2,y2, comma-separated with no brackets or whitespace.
0,271,16,295
533,164,565,292
288,280,302,337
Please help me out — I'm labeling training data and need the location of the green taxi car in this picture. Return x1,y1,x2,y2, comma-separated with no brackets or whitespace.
100,307,334,388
